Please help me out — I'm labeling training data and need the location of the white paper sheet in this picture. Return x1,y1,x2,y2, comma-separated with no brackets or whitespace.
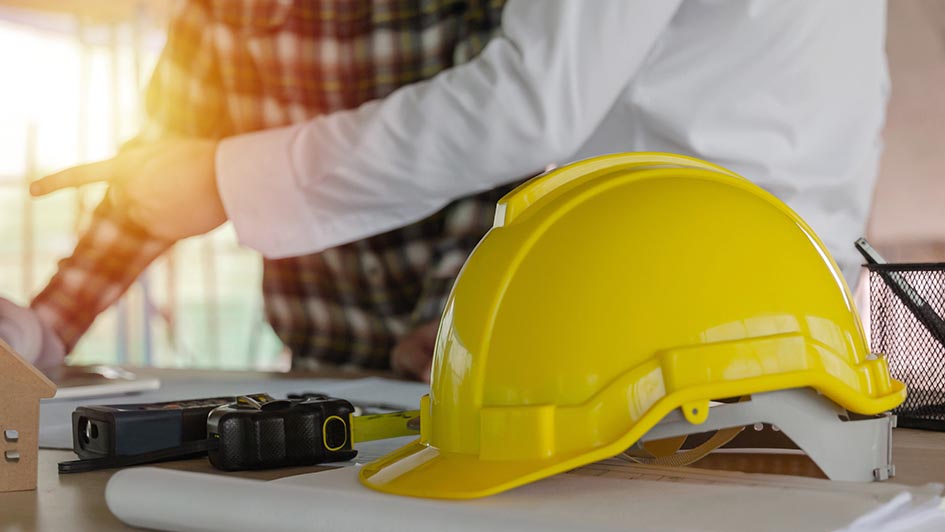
836,491,945,532
49,375,162,401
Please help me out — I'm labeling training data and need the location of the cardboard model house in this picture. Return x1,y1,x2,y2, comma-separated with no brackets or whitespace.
0,339,56,492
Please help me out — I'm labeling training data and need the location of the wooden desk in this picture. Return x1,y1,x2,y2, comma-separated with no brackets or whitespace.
2,369,944,531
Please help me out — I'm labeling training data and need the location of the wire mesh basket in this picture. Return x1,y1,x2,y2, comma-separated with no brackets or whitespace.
867,263,945,431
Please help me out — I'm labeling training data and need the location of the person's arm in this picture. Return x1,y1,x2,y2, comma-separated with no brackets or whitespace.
216,0,682,258
30,201,169,352
30,0,228,354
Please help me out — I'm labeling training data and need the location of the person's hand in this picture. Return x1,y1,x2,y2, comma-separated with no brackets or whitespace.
30,138,225,242
390,320,439,383
0,297,66,374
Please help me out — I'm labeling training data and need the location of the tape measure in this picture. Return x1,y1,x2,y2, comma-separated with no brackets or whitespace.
207,393,419,470
58,393,419,473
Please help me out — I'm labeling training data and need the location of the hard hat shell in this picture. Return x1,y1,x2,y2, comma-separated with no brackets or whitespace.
360,153,906,499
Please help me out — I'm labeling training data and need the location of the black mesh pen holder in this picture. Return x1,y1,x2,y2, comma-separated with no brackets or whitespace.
868,263,945,431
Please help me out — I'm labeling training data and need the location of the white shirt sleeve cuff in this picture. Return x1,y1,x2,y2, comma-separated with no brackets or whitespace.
216,124,324,258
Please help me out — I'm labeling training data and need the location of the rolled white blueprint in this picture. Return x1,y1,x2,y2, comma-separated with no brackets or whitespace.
104,464,945,532
105,467,552,532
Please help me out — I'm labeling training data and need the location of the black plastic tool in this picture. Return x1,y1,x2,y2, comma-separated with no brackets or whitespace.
58,393,419,473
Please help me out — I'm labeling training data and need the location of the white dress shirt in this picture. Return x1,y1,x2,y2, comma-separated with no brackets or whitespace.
216,0,889,286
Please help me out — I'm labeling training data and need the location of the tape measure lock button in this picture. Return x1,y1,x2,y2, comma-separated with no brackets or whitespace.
323,415,348,451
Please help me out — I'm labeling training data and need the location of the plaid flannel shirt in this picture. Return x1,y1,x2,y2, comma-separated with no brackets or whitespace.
31,0,511,369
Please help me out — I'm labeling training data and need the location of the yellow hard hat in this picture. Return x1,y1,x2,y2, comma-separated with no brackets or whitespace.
360,153,906,499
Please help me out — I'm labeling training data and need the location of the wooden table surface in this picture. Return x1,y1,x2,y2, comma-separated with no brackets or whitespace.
1,368,943,531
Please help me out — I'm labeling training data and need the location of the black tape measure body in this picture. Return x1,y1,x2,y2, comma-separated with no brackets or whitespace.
60,394,372,473
207,396,358,470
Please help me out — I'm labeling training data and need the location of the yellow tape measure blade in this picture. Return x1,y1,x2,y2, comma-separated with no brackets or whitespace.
350,410,421,443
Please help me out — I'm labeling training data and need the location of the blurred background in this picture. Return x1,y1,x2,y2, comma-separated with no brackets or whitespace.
0,1,941,370
0,0,285,370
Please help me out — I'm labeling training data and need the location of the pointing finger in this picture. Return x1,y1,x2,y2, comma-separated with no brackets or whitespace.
30,158,123,197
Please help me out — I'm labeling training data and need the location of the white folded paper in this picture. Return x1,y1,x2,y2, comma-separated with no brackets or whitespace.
836,491,945,532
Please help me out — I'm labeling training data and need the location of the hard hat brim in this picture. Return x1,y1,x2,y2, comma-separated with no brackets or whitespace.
358,438,594,500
